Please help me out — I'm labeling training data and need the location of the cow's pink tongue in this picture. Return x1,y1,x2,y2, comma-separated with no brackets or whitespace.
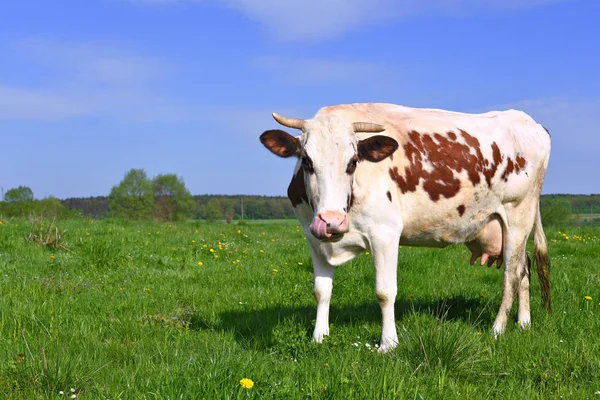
310,218,330,239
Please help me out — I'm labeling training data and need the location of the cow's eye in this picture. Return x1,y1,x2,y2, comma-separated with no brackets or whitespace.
301,155,314,173
346,157,358,174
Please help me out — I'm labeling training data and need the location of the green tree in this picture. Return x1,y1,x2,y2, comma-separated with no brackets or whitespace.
541,200,572,227
204,198,222,222
109,169,154,220
4,186,34,202
152,174,195,221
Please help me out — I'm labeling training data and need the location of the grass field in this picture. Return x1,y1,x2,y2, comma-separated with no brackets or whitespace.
0,217,599,399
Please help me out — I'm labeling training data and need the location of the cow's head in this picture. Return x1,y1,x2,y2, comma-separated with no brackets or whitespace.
260,112,398,242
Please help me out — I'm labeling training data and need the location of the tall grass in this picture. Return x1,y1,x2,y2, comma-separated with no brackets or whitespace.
0,218,599,398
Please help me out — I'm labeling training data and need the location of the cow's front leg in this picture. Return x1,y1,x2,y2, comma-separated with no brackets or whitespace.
309,246,335,343
372,236,400,353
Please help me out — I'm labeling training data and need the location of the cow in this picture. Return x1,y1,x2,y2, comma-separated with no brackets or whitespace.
259,103,551,353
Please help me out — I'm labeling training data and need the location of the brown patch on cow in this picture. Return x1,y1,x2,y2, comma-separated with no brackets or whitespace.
389,129,526,201
386,191,392,202
457,204,466,216
287,169,308,207
516,156,526,170
375,291,389,307
501,158,514,181
501,155,528,182
346,189,355,212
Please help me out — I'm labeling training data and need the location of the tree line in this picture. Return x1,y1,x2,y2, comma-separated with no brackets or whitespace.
2,169,600,225
1,169,296,221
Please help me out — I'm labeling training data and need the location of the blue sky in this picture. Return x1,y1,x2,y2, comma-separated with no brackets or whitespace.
0,0,598,199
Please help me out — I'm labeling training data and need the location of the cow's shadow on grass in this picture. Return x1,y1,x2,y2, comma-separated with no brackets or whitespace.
191,295,495,350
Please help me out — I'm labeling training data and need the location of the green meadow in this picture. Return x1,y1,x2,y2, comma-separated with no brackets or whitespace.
0,217,599,399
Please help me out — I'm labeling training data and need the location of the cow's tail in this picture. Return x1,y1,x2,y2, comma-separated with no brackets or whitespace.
533,201,552,313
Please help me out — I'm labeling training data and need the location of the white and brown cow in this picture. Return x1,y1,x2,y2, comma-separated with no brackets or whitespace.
260,103,551,353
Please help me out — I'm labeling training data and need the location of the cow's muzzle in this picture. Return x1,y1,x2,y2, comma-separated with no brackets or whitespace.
310,211,349,241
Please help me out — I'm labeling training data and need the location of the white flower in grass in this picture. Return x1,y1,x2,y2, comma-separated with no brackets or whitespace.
59,391,65,396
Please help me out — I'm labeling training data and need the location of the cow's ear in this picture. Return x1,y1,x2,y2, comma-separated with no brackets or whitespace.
357,135,398,162
260,129,301,158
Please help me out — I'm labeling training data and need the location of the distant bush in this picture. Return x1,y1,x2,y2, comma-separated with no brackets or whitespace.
0,197,74,219
540,199,573,227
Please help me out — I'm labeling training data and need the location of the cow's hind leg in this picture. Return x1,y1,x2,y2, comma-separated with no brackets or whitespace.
309,246,335,343
492,204,536,336
492,229,528,336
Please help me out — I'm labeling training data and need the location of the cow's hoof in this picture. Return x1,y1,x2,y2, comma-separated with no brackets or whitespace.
491,324,505,339
312,329,329,343
377,337,398,353
517,319,531,329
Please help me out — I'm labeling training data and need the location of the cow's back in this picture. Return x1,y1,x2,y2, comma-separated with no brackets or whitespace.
317,103,550,246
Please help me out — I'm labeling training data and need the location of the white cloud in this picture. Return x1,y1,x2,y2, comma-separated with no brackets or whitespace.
0,85,93,120
18,39,169,87
0,40,180,122
127,0,571,42
251,55,390,86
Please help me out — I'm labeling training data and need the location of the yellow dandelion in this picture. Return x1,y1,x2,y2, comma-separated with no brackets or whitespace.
197,261,203,267
260,249,264,253
209,248,216,253
584,295,592,301
237,229,241,234
365,251,370,255
239,378,254,389
272,269,278,274
192,239,196,243
0,221,3,225
49,255,55,260
298,262,303,265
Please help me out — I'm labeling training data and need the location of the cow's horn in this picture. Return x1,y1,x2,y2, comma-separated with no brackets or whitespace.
353,122,386,133
272,113,305,130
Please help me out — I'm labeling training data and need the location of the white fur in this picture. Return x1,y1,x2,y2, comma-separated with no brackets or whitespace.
280,103,551,352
